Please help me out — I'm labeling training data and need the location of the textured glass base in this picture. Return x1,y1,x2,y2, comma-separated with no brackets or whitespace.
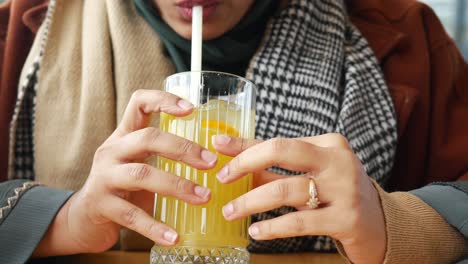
151,245,250,264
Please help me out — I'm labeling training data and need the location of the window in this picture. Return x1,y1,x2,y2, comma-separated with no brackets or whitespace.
420,0,468,59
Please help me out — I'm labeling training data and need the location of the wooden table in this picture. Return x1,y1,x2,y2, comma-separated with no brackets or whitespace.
64,251,345,264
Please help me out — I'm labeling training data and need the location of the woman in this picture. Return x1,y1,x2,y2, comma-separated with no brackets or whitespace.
0,0,467,263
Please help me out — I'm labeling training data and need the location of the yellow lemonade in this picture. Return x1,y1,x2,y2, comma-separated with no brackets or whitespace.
155,100,254,248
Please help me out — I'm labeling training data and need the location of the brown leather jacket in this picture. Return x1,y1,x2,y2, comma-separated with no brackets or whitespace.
0,0,49,183
1,0,467,190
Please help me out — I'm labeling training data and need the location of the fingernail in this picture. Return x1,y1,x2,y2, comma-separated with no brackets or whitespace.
212,135,231,145
163,230,178,243
217,165,229,181
177,99,194,110
222,203,234,218
249,225,260,237
201,150,217,165
194,185,211,199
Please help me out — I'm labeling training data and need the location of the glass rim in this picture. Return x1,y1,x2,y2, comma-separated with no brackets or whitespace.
165,71,257,93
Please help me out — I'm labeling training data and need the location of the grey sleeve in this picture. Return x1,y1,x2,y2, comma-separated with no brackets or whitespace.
410,181,468,238
0,180,73,264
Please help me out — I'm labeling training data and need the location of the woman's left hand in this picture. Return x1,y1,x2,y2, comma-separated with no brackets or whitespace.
212,134,386,264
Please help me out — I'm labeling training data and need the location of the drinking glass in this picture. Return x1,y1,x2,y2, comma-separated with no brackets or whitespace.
151,71,256,264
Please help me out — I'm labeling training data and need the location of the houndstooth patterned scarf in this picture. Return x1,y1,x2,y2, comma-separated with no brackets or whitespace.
246,0,397,252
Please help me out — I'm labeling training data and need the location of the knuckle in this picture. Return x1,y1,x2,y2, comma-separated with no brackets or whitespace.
122,207,139,228
264,222,273,238
270,138,287,153
331,148,357,170
336,148,353,165
159,90,172,102
239,138,252,152
230,155,244,176
270,180,291,202
144,221,159,239
94,144,112,161
329,133,350,149
152,90,172,109
292,214,306,234
129,164,152,183
268,138,289,165
143,127,163,144
174,177,194,194
176,140,196,160
239,138,247,151
131,89,146,102
232,196,247,213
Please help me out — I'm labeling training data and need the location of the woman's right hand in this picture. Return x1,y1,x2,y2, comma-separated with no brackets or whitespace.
34,90,217,256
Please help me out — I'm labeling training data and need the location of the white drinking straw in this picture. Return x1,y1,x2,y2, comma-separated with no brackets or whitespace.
191,6,203,72
190,6,203,105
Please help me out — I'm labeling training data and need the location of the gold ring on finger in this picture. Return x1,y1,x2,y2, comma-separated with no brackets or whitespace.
306,177,320,209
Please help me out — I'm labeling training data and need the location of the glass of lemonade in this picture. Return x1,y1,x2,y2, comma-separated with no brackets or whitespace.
151,71,256,264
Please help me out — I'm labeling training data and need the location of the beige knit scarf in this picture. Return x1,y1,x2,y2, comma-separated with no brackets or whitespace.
33,0,175,191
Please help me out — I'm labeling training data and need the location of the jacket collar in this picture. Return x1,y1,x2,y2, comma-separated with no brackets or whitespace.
0,0,48,43
346,0,415,21
346,0,412,62
350,17,407,62
23,2,49,34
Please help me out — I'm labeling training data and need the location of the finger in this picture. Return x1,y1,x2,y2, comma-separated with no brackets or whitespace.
114,90,194,137
110,164,211,203
222,176,332,221
217,138,330,183
102,127,217,170
212,135,262,156
101,196,179,246
212,133,351,158
252,170,286,188
248,209,336,240
109,163,211,205
297,133,352,150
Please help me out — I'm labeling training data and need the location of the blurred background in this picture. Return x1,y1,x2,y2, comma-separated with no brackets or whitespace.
0,0,466,59
421,0,468,59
